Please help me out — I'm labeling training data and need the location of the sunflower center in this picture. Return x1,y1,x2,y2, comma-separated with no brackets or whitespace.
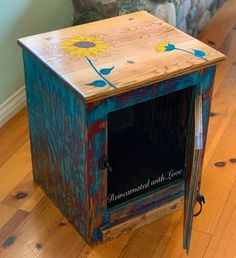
74,41,96,48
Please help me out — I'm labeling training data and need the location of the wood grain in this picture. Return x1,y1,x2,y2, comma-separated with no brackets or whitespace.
0,1,236,257
0,209,29,247
18,11,225,103
0,108,29,167
161,225,211,258
0,142,32,202
0,204,17,229
198,0,236,51
101,197,183,242
203,190,236,258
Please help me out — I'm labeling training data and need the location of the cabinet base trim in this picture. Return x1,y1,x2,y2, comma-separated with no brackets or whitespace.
101,197,184,241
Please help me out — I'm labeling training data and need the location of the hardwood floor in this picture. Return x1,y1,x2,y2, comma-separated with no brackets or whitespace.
1,1,236,257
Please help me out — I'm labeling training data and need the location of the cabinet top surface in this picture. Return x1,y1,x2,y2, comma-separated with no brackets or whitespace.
18,11,225,103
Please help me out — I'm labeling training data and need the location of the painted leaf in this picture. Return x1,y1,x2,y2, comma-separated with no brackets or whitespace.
100,66,114,75
86,80,106,87
193,49,206,57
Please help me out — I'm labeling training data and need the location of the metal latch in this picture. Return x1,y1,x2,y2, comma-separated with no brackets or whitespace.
194,193,205,217
99,156,112,173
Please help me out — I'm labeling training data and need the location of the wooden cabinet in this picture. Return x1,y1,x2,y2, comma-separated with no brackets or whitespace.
18,11,225,252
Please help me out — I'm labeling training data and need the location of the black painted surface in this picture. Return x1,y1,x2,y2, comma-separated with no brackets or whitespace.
107,87,193,207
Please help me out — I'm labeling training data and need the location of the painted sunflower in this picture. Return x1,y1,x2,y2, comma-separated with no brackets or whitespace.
60,35,109,57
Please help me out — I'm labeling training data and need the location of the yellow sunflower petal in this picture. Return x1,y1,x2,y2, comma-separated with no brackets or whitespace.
156,46,166,53
70,36,87,42
90,48,99,55
161,41,169,47
60,35,109,58
61,41,73,46
69,49,84,56
67,46,79,52
90,36,100,42
77,48,89,55
86,51,97,58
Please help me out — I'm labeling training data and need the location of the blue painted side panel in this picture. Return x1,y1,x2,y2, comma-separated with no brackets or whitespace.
23,51,88,241
200,66,216,145
200,66,216,95
86,111,107,240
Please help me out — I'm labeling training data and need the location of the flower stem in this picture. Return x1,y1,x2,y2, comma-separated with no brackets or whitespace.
175,48,207,61
85,56,116,89
175,47,195,55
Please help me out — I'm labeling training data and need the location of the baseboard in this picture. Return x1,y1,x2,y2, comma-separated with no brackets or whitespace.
0,86,26,128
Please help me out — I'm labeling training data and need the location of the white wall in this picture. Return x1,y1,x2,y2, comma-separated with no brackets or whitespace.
0,0,73,104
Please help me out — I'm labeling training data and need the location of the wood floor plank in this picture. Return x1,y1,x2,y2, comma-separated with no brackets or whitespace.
161,225,211,258
0,196,64,258
198,0,236,50
2,173,36,209
190,109,236,235
0,204,17,229
0,141,32,202
0,0,236,257
202,60,236,170
203,190,236,258
0,108,29,167
203,101,235,171
19,187,45,213
1,172,44,213
0,209,29,247
80,231,130,258
211,29,236,95
36,218,86,258
118,211,182,258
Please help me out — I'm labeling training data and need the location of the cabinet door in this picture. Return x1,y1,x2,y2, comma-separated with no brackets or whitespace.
183,87,203,253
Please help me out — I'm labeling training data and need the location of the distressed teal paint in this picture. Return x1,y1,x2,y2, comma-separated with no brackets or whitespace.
200,66,216,95
23,50,88,241
88,70,200,124
200,66,216,144
102,213,110,224
92,229,101,241
22,45,217,244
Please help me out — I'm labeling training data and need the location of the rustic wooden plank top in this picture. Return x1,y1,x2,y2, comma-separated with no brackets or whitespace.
18,11,225,103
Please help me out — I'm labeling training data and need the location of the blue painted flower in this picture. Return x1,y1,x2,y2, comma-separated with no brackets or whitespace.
156,41,207,61
156,42,176,52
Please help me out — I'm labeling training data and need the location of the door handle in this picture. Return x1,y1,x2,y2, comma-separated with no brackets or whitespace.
193,193,205,217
